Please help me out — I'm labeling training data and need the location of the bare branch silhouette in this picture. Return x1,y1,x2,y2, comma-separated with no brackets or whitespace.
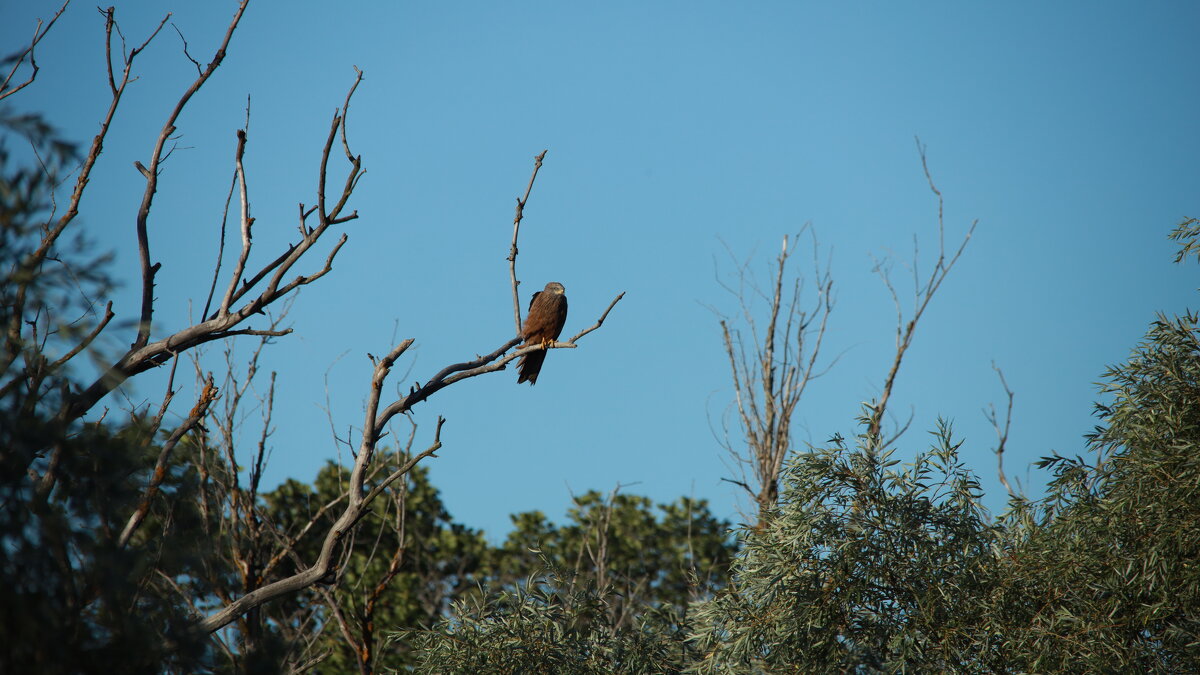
66,55,360,424
0,0,69,102
716,228,835,523
864,138,977,448
509,150,549,335
985,363,1017,499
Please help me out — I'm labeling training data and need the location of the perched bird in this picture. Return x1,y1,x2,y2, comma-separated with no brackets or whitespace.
517,281,568,385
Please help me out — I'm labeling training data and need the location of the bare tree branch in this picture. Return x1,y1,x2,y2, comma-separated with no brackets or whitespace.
66,65,363,423
567,291,625,343
716,228,835,523
8,7,619,636
0,6,168,388
864,138,976,446
0,0,69,102
0,301,114,401
171,22,203,75
200,282,621,632
986,363,1017,499
360,417,444,508
131,1,248,352
220,126,254,316
118,375,219,547
509,150,548,335
199,339,422,632
201,104,244,320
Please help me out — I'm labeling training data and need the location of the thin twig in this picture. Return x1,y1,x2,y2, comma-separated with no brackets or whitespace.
567,291,625,343
865,138,976,446
0,0,69,102
118,375,219,547
986,363,1016,499
220,126,253,316
509,150,548,335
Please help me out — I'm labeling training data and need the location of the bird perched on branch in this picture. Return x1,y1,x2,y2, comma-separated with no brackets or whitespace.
518,281,568,385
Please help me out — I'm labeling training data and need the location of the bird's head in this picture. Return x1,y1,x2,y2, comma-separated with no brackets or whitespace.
545,282,566,294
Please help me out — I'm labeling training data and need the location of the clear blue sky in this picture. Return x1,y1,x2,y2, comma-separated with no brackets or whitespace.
4,1,1198,539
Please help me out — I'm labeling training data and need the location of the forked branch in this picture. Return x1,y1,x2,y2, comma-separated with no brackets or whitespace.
0,0,69,103
864,138,976,447
985,363,1016,499
1,5,168,398
118,374,219,547
67,65,364,422
199,289,622,632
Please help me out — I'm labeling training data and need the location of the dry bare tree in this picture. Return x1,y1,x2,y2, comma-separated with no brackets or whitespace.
1,2,622,668
717,227,836,525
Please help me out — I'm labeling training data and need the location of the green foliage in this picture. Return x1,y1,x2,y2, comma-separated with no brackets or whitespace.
496,492,734,626
406,567,694,675
398,493,733,674
977,305,1200,671
688,420,995,673
1,418,215,673
685,224,1200,673
0,113,111,374
1169,216,1200,264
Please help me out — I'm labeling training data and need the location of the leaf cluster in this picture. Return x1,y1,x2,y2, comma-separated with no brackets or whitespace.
496,491,734,626
405,567,694,675
689,419,995,673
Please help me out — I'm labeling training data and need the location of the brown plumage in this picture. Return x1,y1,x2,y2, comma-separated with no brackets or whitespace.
517,281,568,385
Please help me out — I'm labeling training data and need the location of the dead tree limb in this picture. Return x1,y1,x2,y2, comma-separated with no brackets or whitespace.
65,57,362,424
985,363,1016,499
198,338,431,633
118,374,219,547
199,285,622,632
0,0,69,103
509,150,548,335
130,1,250,354
1,5,169,391
717,228,835,523
864,138,976,447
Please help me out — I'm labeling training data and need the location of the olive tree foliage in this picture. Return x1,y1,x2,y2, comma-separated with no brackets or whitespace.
688,421,997,673
1,2,621,672
687,219,1200,673
973,217,1200,672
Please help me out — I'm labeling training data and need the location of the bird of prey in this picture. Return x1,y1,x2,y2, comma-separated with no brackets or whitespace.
517,281,568,385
